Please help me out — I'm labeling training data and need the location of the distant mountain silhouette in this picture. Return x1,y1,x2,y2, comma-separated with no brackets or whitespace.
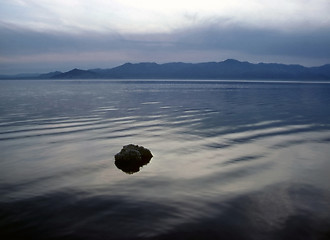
1,59,330,80
51,59,330,80
52,68,98,79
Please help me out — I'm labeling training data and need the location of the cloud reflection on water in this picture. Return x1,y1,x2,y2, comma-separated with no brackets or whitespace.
0,80,330,239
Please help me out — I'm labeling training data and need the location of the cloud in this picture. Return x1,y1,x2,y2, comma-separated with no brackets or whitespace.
1,21,330,74
174,24,330,58
0,0,330,73
1,0,330,33
2,21,329,58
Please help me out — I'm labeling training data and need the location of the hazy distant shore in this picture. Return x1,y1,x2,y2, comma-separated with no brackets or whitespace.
1,59,330,80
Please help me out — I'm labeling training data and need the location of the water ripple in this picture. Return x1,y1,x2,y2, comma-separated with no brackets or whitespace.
1,80,330,239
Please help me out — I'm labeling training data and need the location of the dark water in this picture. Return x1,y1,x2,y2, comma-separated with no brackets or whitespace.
0,80,330,240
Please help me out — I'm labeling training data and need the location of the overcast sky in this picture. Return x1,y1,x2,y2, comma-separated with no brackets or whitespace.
1,0,330,74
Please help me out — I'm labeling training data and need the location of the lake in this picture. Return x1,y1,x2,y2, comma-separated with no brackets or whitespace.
0,79,330,240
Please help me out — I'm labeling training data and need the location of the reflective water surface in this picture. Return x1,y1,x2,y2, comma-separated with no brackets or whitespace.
0,80,330,239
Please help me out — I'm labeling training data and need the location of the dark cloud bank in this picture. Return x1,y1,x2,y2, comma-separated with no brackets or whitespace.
1,23,330,74
2,24,330,57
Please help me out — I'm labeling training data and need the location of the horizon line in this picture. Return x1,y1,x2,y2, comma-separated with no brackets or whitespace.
2,59,330,77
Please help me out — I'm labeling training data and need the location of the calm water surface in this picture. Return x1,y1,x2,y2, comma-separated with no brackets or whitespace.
0,80,330,239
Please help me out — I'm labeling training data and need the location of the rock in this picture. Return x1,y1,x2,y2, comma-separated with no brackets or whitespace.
114,144,153,174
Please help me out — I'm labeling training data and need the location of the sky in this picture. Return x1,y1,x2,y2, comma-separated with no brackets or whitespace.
0,0,330,74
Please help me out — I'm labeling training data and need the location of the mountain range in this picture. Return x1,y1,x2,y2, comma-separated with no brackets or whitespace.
1,59,330,80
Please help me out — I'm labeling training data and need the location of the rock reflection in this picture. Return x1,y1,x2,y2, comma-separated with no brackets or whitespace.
114,144,153,174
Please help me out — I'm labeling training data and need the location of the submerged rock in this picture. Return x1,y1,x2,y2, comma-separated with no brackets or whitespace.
114,144,153,174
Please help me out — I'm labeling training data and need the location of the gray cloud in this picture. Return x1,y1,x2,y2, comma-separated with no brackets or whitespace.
172,24,330,58
1,22,330,74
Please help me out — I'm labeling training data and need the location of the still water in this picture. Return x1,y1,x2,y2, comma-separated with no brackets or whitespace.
0,80,330,239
